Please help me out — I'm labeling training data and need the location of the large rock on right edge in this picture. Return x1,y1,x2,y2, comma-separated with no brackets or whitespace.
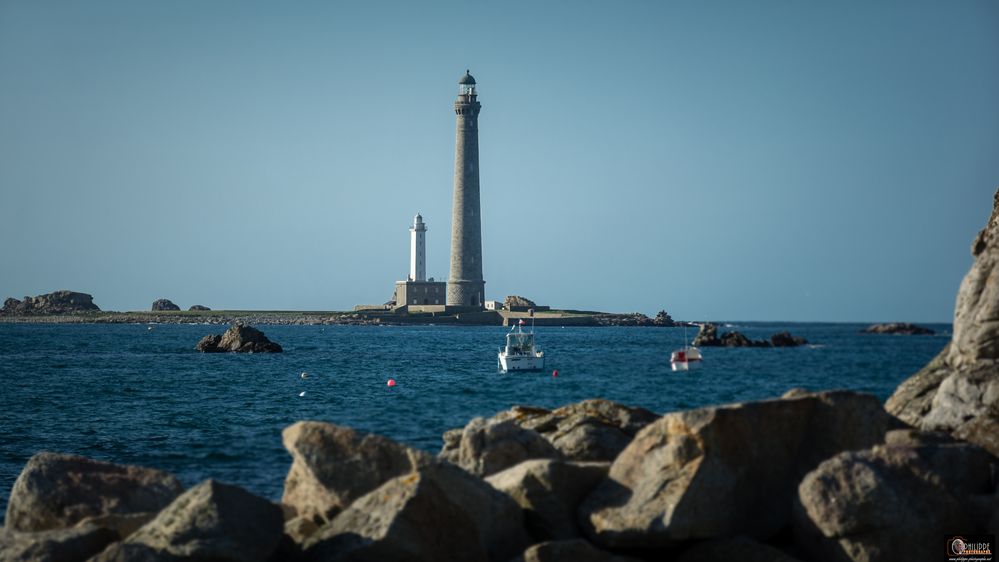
579,390,901,549
886,187,999,447
4,452,183,533
794,429,999,562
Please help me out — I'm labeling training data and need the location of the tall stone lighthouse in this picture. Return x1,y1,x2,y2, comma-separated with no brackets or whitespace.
447,70,485,307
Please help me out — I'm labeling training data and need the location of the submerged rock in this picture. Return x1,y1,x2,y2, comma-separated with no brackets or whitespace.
5,452,183,533
863,322,935,335
579,390,901,549
195,325,282,353
150,299,180,312
0,290,100,315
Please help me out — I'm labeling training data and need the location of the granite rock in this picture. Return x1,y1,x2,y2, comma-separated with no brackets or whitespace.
196,325,282,353
887,187,999,446
4,452,183,533
794,430,999,562
486,459,610,540
862,322,935,335
150,299,179,312
302,462,530,562
440,399,659,465
511,539,644,562
0,291,100,315
579,390,901,549
121,479,283,562
0,524,118,562
281,421,432,525
447,417,562,477
188,305,211,311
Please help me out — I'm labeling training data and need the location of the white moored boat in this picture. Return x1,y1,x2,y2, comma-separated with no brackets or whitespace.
670,346,703,371
498,320,545,373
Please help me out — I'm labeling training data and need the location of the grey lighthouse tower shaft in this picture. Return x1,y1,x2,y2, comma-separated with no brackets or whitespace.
447,70,485,307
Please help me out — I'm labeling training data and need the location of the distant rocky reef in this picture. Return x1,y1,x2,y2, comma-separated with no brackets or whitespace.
863,322,935,335
0,291,100,315
593,310,682,327
692,322,808,347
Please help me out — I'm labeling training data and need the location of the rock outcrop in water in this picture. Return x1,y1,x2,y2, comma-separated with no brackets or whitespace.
0,291,100,315
692,322,808,347
863,322,935,335
150,299,180,311
196,324,283,353
886,187,999,457
189,304,211,311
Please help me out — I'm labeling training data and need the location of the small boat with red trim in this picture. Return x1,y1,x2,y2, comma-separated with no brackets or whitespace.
670,345,702,371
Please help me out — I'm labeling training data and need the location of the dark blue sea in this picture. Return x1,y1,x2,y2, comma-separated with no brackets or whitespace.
0,322,949,523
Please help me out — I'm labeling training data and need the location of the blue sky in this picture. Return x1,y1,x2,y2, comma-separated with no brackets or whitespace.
1,1,997,322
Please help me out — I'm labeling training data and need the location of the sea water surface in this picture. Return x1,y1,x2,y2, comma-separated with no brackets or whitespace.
0,322,949,521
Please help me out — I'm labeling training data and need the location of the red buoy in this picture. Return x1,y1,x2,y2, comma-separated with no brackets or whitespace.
387,378,396,387
552,370,558,377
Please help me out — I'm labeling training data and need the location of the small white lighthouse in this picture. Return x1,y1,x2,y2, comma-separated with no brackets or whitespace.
409,214,427,282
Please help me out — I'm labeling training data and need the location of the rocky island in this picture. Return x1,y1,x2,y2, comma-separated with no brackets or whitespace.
0,291,100,316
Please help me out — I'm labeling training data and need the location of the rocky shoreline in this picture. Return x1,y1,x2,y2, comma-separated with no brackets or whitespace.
3,188,996,561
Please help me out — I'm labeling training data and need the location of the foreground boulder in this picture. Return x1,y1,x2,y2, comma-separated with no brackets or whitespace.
0,290,100,315
441,399,658,466
150,299,180,311
794,429,999,562
196,325,283,353
486,459,609,540
4,452,183,532
281,421,432,525
443,417,562,477
675,536,805,562
863,322,935,335
0,524,118,562
300,454,531,562
580,390,902,549
887,187,999,454
96,479,283,562
511,539,643,562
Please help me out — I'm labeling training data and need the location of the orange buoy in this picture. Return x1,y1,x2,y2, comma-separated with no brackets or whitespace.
387,378,397,387
552,369,558,377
